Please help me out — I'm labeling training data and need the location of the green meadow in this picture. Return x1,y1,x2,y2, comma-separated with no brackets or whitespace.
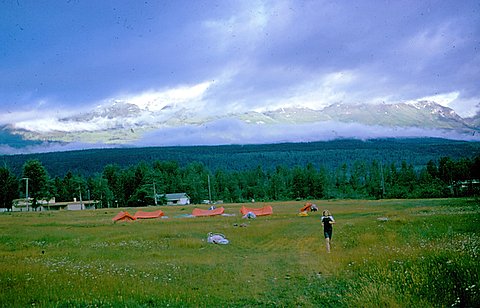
1,199,479,307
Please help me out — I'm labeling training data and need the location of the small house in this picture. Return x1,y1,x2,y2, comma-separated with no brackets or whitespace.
11,197,97,211
161,193,191,205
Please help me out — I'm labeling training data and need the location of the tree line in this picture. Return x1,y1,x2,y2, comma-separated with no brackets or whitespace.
3,138,479,179
1,155,479,210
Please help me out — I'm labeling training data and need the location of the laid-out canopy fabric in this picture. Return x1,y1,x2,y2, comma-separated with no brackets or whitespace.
133,210,164,219
300,202,312,212
192,207,225,217
240,205,273,216
112,211,136,222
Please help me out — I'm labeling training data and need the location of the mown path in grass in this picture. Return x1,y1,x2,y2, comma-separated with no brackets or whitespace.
1,198,479,307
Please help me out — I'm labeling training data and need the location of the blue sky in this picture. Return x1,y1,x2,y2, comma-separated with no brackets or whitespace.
0,0,479,151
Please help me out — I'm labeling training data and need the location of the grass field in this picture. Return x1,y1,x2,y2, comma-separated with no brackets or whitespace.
1,198,479,307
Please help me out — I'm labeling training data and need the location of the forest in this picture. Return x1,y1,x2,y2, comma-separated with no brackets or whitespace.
1,138,479,210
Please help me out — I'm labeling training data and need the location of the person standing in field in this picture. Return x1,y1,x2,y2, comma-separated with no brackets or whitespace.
321,210,335,253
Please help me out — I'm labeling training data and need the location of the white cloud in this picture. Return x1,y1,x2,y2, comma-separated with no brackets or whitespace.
448,97,480,118
402,92,479,118
9,81,214,133
254,70,359,111
417,92,459,107
114,81,213,111
201,0,295,56
14,117,109,133
404,22,459,57
135,119,480,148
0,107,78,127
202,3,268,53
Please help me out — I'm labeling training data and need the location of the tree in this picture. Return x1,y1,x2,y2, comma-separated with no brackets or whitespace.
438,157,455,185
292,166,306,199
55,172,87,202
126,162,155,207
0,166,18,210
22,159,50,210
118,167,136,206
335,163,349,197
89,175,113,208
472,155,480,180
303,163,326,199
153,160,180,193
181,162,209,204
415,167,446,198
426,160,438,179
128,184,154,207
213,169,228,201
103,164,121,206
267,165,289,200
349,160,367,197
243,166,267,201
366,160,383,199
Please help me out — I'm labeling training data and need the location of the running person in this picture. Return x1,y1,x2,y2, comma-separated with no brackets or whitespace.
321,210,335,253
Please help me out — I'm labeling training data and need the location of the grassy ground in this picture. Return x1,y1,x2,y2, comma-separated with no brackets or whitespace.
0,199,479,307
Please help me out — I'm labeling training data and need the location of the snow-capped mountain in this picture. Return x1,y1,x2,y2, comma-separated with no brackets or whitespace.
239,101,473,131
3,100,479,150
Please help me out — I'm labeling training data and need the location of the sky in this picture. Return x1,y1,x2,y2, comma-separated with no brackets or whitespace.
1,0,479,152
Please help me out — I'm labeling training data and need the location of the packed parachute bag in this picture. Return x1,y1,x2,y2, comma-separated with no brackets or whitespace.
207,232,229,244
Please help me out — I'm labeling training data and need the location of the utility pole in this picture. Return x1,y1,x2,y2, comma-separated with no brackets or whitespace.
380,163,385,198
79,186,83,210
208,174,212,204
22,177,29,212
153,182,158,206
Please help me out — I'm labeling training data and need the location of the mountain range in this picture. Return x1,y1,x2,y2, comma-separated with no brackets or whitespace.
238,101,477,130
1,100,479,153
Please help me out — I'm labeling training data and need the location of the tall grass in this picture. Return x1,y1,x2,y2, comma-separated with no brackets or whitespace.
0,199,478,307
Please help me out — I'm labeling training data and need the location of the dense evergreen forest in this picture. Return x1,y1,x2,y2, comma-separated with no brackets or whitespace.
2,138,480,177
1,138,479,210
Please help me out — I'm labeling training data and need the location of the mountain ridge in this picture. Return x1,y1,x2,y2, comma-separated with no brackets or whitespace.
2,100,479,151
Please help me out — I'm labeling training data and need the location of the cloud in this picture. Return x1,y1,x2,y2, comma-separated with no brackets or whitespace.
8,81,215,133
201,0,283,55
0,104,82,127
404,23,459,58
255,70,358,111
1,0,480,152
449,97,480,118
135,118,480,148
401,92,480,118
0,141,119,155
113,81,213,112
2,116,478,155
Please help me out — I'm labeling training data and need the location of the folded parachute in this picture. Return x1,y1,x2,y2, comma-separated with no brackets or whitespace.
112,211,136,222
240,205,273,216
192,207,225,217
133,210,164,219
300,202,312,212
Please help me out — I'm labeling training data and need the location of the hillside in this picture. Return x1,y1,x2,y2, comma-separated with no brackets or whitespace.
2,138,480,178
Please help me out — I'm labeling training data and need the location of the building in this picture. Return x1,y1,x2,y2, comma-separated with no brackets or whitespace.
10,197,97,212
161,193,191,205
452,179,480,196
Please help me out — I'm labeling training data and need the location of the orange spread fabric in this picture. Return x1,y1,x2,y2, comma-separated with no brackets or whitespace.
192,207,225,217
240,205,273,216
300,202,312,212
133,210,164,219
112,211,136,221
